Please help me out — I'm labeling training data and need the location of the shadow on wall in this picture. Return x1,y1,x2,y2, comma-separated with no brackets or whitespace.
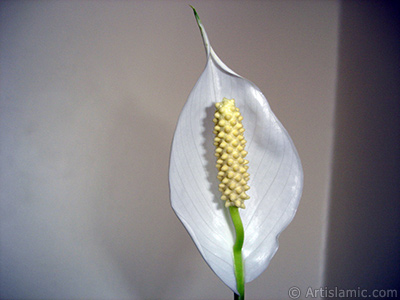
325,0,400,296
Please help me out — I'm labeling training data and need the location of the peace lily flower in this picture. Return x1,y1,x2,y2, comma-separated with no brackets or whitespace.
169,8,303,299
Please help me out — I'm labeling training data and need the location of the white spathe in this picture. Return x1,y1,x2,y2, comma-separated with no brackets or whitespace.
169,12,303,294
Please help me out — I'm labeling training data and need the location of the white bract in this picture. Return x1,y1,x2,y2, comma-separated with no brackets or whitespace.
169,12,303,294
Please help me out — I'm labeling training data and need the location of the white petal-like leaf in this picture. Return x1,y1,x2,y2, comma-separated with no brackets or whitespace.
169,11,303,294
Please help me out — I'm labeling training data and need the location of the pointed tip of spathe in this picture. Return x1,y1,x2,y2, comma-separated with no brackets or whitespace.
189,5,202,28
189,5,197,15
189,6,210,58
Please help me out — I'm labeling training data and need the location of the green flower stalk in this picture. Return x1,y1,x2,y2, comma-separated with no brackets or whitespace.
230,206,245,300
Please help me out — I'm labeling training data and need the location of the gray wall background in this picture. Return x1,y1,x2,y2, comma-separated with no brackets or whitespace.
0,1,398,299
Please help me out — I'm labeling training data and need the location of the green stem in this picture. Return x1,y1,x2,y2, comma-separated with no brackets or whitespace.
229,206,245,300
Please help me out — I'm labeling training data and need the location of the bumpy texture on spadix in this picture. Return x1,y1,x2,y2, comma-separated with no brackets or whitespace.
213,98,250,208
169,8,303,295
